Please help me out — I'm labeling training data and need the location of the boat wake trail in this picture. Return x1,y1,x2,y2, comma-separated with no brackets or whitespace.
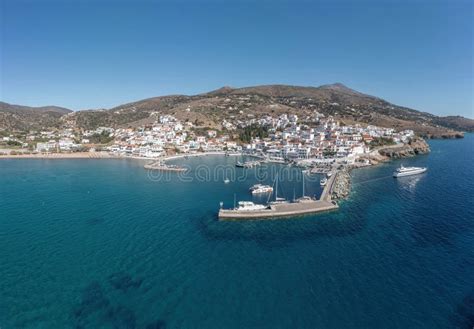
353,175,393,186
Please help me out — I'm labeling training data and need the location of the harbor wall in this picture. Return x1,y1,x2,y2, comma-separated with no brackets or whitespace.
331,169,351,200
219,202,338,220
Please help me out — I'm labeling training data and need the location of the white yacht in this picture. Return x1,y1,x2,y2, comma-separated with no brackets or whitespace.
393,165,427,178
224,178,230,184
249,184,264,191
235,201,268,211
251,185,273,194
320,177,328,186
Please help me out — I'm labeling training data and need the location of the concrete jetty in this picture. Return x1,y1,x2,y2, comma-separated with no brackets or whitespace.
144,161,187,172
218,173,339,220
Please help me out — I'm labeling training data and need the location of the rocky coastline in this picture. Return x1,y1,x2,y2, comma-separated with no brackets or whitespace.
331,169,352,200
377,137,430,159
420,131,464,139
330,137,431,201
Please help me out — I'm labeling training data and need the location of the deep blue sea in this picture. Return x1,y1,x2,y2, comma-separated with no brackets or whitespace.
1,135,473,329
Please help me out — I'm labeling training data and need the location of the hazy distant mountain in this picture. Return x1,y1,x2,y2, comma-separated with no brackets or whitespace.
0,102,72,131
432,115,474,133
1,84,472,138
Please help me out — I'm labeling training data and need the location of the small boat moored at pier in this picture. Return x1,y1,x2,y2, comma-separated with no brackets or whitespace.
250,184,273,194
234,201,268,211
249,184,264,191
218,169,339,220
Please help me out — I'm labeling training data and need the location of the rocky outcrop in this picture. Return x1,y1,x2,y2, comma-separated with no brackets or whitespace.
330,138,431,201
331,169,351,200
378,138,430,159
421,131,464,139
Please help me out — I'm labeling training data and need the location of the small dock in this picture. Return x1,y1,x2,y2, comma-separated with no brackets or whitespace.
236,160,261,168
144,161,187,172
218,173,339,220
309,167,332,174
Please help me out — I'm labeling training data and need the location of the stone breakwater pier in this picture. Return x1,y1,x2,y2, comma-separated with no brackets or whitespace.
144,161,187,172
218,173,340,220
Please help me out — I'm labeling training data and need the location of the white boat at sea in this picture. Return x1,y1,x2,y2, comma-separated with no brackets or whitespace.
393,165,427,178
320,177,328,186
224,178,230,184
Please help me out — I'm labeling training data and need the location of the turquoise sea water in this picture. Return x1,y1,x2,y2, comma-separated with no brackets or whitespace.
0,135,473,329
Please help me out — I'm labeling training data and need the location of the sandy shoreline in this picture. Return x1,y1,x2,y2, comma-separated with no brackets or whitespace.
0,151,242,160
163,151,241,161
0,152,120,159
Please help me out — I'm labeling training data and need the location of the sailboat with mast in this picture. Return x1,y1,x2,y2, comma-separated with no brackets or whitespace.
269,175,289,205
218,170,339,219
297,170,314,202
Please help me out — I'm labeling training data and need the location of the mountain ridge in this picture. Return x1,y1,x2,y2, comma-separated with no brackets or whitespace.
0,102,72,131
0,101,72,114
1,84,472,137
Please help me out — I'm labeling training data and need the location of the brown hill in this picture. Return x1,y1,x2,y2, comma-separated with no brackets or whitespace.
2,84,472,138
0,102,71,131
432,115,474,133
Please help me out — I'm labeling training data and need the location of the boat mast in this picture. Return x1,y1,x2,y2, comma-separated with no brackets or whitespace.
302,172,305,197
275,175,278,201
233,193,236,209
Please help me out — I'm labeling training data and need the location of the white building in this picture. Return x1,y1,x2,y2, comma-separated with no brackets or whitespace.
36,140,57,152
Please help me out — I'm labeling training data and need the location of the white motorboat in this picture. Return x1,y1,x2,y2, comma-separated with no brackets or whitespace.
235,201,268,211
393,165,427,178
251,185,273,194
249,184,265,191
320,177,328,186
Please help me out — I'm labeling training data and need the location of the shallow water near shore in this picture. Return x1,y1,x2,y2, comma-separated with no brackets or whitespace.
0,135,473,329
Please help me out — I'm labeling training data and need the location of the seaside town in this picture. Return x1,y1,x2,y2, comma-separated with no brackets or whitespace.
2,110,432,218
0,111,417,166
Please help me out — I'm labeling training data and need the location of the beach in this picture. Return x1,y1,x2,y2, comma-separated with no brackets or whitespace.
0,151,119,159
0,150,243,161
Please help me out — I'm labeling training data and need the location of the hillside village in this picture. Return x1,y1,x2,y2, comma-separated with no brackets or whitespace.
1,109,416,165
1,84,472,144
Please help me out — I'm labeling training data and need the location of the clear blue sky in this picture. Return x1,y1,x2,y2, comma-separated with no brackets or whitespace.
1,0,473,117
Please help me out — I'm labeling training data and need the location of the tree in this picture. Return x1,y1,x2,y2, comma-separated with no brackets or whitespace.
89,131,114,144
238,124,269,143
369,137,395,148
